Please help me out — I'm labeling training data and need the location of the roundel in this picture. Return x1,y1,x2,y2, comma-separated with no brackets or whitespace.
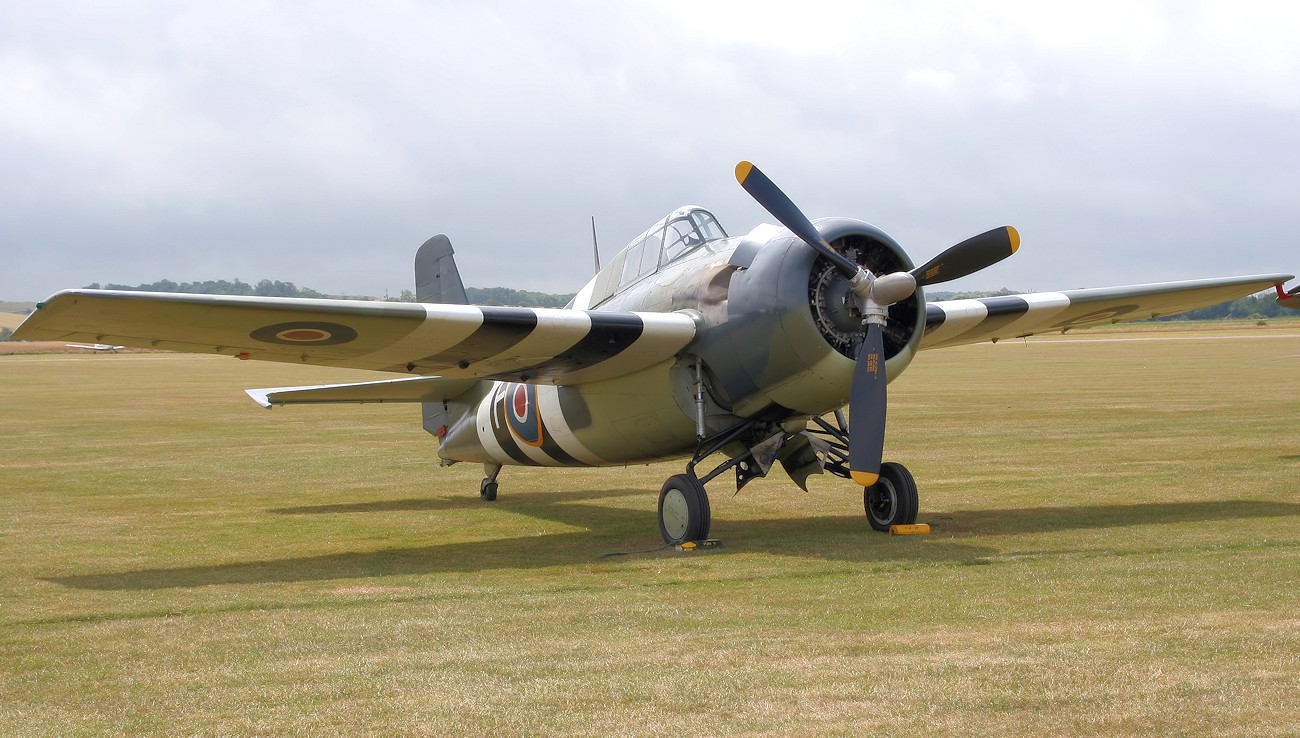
512,385,529,422
505,383,544,447
250,321,358,346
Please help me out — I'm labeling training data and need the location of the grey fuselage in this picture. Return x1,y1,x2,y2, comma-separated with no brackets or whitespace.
435,208,925,468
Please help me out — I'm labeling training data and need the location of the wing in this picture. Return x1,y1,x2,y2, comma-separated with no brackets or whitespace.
15,290,698,384
921,273,1294,350
246,375,481,408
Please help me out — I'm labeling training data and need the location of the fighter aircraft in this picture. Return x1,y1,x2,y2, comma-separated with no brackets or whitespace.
16,163,1297,545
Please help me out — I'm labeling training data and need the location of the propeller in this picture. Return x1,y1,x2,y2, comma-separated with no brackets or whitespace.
910,225,1019,287
735,160,1017,487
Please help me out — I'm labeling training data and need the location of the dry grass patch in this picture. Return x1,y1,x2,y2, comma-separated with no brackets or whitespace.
2,324,1298,736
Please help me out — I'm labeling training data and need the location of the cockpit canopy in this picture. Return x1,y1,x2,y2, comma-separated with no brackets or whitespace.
618,206,728,286
585,206,729,308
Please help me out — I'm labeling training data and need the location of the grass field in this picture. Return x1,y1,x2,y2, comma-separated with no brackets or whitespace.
2,324,1297,736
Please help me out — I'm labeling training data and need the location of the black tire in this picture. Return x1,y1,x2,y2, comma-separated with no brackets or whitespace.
480,479,498,502
863,462,918,532
658,473,711,545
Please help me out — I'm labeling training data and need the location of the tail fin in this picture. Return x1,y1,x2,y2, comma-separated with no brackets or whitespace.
414,235,478,448
415,235,468,305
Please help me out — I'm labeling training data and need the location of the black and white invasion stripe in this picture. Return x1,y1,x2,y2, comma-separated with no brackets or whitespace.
371,304,699,384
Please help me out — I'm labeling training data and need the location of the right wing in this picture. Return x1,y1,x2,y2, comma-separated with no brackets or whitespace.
921,274,1294,350
15,290,699,385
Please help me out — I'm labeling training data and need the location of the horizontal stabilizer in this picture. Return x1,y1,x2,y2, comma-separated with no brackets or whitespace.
247,375,480,408
1278,283,1300,310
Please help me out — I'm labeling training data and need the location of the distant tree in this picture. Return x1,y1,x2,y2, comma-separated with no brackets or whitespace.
87,278,313,297
465,287,575,308
0,327,11,341
926,288,1018,301
253,280,299,297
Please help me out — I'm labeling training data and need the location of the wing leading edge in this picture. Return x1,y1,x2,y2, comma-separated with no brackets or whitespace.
921,273,1295,350
15,290,699,385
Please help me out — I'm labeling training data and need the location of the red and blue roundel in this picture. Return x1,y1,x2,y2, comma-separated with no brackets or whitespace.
506,383,544,447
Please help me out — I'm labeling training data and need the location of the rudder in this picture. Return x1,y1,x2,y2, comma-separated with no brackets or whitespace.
415,234,468,305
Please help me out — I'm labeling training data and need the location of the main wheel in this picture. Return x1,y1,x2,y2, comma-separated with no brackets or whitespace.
863,462,918,532
658,473,711,545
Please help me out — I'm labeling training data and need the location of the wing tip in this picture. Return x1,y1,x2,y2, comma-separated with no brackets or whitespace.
244,388,274,409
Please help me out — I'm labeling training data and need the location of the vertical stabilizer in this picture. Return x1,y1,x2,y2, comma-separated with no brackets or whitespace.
414,234,475,450
415,234,468,305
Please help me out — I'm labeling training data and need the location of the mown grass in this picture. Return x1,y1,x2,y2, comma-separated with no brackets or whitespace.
2,324,1298,736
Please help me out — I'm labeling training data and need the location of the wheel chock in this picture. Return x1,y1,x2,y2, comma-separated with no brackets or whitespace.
889,523,931,536
675,539,723,551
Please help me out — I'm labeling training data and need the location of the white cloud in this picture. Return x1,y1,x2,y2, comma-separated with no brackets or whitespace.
0,0,1296,299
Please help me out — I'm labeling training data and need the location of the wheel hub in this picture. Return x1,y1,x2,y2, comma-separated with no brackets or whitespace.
660,488,690,541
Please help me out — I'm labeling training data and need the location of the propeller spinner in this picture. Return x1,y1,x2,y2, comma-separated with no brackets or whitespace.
735,160,1018,487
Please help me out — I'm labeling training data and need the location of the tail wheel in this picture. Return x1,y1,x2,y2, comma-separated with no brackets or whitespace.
658,473,711,545
863,462,918,532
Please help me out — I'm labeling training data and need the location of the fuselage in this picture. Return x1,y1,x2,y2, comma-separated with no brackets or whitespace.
436,206,926,467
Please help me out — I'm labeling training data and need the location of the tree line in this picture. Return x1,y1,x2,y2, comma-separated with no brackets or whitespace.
83,280,577,308
84,279,326,299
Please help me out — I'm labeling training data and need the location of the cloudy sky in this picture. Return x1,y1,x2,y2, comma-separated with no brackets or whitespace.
2,0,1297,301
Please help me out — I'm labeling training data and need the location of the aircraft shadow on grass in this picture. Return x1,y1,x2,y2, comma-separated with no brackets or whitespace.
46,493,1300,591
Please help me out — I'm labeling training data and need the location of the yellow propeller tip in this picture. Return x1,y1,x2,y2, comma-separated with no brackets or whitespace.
851,470,880,487
1006,225,1021,253
735,161,753,184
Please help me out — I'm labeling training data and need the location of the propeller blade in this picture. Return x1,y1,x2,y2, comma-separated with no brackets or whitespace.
848,322,887,487
910,226,1020,287
736,161,861,278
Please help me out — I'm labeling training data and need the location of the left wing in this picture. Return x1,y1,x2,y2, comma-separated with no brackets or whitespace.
921,273,1294,350
15,290,699,385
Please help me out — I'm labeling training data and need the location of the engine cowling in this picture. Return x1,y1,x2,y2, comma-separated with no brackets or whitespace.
694,217,926,419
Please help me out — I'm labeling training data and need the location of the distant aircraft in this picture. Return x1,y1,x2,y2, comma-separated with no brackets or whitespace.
66,343,126,353
17,162,1297,544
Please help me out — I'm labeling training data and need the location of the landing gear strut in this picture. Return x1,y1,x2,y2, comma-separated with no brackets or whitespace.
659,359,924,541
808,411,920,532
480,462,501,502
655,406,788,545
